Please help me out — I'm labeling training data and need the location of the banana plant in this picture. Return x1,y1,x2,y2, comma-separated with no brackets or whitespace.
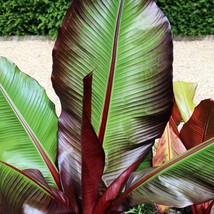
153,81,214,214
0,0,214,214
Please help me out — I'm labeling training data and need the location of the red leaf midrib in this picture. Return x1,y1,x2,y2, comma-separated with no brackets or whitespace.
0,84,61,190
0,161,67,207
110,137,214,210
98,0,124,144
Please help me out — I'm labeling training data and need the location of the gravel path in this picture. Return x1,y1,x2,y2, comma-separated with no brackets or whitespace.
0,38,213,116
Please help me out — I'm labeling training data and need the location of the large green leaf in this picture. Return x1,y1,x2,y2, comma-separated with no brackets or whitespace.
0,57,59,188
110,137,214,211
52,0,173,191
0,161,71,214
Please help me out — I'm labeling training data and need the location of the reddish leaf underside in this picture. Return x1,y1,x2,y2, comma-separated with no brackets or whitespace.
93,155,149,214
109,138,214,211
81,74,105,214
180,99,214,149
171,101,182,125
0,161,70,213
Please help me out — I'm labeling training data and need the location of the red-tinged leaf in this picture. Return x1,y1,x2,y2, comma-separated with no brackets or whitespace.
94,151,153,213
173,81,197,122
81,74,105,214
94,158,146,214
0,161,72,214
52,0,173,190
205,201,214,214
109,138,214,211
169,116,180,137
153,122,186,214
97,0,123,145
57,111,82,203
171,101,182,125
23,169,52,187
153,123,186,166
191,202,210,214
180,99,214,149
23,169,79,213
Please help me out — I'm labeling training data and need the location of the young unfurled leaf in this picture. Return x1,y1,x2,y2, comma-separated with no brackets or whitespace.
173,81,197,122
81,74,105,213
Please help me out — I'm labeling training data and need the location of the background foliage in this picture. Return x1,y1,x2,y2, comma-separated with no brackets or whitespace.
0,0,213,37
0,0,71,37
156,0,214,36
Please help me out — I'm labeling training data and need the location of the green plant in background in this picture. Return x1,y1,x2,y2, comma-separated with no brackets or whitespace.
0,0,213,37
155,0,214,36
0,0,214,214
0,0,71,37
125,204,157,214
38,0,72,37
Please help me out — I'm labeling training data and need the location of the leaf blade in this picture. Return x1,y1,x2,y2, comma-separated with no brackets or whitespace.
110,138,214,211
0,161,70,214
180,99,214,149
153,123,186,166
81,74,105,214
0,57,59,188
52,0,173,190
173,81,197,122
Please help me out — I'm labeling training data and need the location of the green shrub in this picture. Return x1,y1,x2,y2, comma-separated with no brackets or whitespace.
156,0,214,36
0,0,213,37
0,0,71,37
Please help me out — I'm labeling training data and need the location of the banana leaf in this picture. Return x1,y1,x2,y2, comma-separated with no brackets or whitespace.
173,81,197,122
180,99,214,149
0,161,71,214
52,0,173,201
81,73,105,213
153,123,186,167
0,57,59,188
110,137,214,212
